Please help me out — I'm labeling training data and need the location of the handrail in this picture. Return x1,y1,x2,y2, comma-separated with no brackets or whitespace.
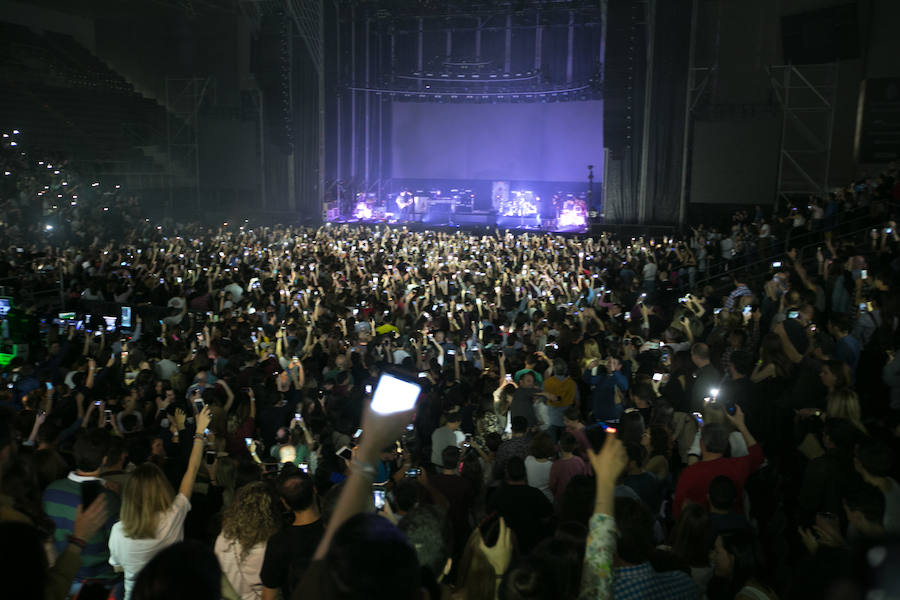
694,203,897,290
701,201,880,275
693,209,896,295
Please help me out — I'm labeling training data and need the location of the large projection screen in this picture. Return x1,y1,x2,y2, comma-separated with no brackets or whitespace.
391,101,603,182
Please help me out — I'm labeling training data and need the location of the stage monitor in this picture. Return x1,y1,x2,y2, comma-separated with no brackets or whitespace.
391,101,603,183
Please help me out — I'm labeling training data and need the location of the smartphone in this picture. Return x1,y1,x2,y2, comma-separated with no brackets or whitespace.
294,412,303,422
861,270,868,280
104,409,112,424
788,310,800,319
205,451,216,465
447,349,456,356
692,411,704,426
194,399,204,413
652,372,663,382
370,372,422,415
45,382,53,390
244,437,253,446
859,302,868,312
646,341,660,350
743,305,752,315
94,400,102,406
373,488,386,510
886,228,894,235
353,428,363,439
121,350,128,362
298,462,309,473
81,480,105,508
365,384,372,394
505,374,513,383
772,261,782,268
336,446,353,461
405,468,421,478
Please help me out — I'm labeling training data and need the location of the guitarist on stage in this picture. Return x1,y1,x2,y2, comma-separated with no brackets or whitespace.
396,190,414,222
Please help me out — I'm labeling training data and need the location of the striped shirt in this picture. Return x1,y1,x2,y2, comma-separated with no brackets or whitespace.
42,472,121,583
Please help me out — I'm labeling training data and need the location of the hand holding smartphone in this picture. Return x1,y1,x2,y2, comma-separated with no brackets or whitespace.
369,372,421,415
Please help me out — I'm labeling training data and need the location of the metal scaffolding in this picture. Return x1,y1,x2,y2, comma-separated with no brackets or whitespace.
286,0,325,219
165,76,212,215
769,63,838,211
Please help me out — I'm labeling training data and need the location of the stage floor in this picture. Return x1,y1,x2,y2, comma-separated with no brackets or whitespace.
327,214,588,234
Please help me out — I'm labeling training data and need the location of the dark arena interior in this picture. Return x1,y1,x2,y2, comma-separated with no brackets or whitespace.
2,1,900,599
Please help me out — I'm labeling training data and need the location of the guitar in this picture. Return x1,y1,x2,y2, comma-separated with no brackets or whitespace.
396,194,414,209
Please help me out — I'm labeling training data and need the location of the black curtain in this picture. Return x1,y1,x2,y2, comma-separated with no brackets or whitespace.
643,0,692,224
602,0,647,224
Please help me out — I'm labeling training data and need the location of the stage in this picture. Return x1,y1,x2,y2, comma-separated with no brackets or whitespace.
327,181,597,234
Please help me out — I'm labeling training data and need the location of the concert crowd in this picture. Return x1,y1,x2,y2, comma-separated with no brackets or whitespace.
2,135,900,600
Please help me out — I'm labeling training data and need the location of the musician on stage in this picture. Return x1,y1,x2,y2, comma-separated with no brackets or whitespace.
396,190,414,222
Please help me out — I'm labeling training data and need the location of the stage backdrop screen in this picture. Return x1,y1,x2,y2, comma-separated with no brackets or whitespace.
391,101,603,182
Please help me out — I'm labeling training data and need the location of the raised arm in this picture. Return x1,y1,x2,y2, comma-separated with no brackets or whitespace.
313,405,414,560
578,433,627,600
179,406,211,499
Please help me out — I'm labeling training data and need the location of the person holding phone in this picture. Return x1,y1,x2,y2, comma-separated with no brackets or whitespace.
108,406,212,600
673,405,763,519
41,428,122,596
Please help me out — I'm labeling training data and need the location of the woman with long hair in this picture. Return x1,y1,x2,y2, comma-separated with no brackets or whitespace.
668,503,713,594
643,425,673,482
214,482,282,600
752,333,793,382
661,351,694,413
819,359,851,396
826,388,867,434
707,529,778,600
108,407,212,600
580,339,602,373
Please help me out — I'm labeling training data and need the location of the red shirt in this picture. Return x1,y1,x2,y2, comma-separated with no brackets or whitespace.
673,443,764,518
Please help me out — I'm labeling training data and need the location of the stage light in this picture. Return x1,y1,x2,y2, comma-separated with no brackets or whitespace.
1,134,7,138
3,171,9,176
45,224,53,231
9,141,16,146
92,182,99,187
12,130,19,134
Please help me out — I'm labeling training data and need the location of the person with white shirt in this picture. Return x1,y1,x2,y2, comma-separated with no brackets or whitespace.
524,431,556,502
215,482,282,600
224,280,244,304
108,407,211,600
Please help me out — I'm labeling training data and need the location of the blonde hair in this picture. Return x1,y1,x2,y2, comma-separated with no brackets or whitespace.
220,482,281,560
455,527,514,600
581,339,601,371
120,463,176,539
827,388,866,433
